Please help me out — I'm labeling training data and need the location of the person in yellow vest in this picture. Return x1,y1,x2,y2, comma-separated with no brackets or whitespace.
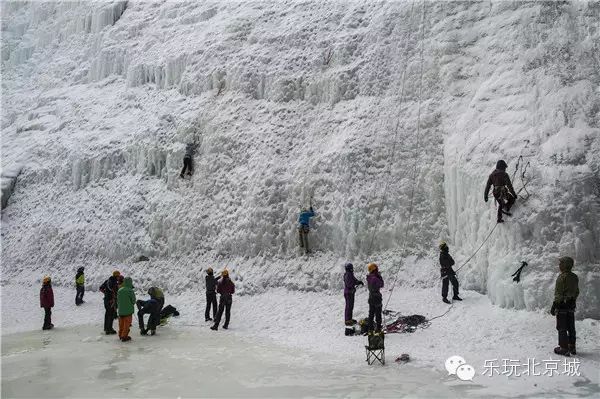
75,267,85,306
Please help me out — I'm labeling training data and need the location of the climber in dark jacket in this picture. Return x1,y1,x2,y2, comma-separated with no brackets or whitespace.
40,276,55,330
180,142,198,178
366,263,384,333
205,268,221,321
211,270,235,331
439,242,461,303
75,267,85,305
99,271,120,335
551,256,579,356
343,263,364,325
484,160,517,223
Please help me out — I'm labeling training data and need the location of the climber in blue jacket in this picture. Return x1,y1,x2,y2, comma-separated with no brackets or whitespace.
297,206,315,254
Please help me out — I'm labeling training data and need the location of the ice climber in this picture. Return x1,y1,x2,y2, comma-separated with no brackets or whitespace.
99,271,120,335
484,159,517,223
75,266,85,305
343,263,364,326
40,276,55,330
550,256,579,356
137,289,161,336
297,206,315,254
366,263,384,333
180,142,198,178
117,277,136,342
205,268,221,322
211,270,235,331
439,242,462,303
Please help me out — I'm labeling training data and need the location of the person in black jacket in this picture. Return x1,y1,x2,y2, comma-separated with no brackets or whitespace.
439,242,461,304
484,160,518,223
205,268,221,322
99,271,120,334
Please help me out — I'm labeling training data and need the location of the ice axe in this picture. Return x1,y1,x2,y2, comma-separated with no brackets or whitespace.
511,261,528,283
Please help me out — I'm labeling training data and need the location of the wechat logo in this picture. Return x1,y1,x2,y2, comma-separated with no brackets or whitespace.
445,355,475,381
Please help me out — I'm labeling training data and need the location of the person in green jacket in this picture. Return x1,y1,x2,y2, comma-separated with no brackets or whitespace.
117,277,136,342
75,267,85,306
550,256,579,356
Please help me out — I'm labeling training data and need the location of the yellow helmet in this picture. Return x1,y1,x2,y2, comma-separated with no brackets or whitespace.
439,241,448,250
207,267,213,274
113,270,121,277
367,263,378,273
222,269,229,277
42,276,51,284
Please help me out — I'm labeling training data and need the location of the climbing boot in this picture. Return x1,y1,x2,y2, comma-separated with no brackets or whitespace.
452,296,463,301
210,325,218,331
554,346,570,356
442,298,451,304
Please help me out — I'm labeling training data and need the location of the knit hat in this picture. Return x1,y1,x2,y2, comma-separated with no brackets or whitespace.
345,263,353,271
496,160,508,170
367,263,378,273
439,241,448,251
207,268,213,274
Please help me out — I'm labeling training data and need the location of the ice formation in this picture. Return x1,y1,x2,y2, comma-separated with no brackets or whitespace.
1,1,598,318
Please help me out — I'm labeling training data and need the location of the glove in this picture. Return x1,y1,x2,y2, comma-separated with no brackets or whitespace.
550,303,557,316
484,195,488,202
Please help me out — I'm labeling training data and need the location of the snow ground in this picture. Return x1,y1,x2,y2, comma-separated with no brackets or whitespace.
2,284,599,397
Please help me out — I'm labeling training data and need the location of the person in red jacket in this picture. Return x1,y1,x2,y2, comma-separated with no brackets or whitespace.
40,276,55,330
211,270,235,331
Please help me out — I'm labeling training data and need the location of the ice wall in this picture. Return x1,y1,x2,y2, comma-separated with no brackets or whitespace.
440,1,600,318
1,1,598,318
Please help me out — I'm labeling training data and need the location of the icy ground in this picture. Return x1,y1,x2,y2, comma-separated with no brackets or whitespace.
2,284,599,398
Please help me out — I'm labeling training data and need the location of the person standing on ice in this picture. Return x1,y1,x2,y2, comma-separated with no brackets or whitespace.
366,263,384,333
343,263,364,326
40,276,55,330
117,277,136,342
297,206,315,254
205,268,221,322
211,270,235,331
179,142,198,178
99,271,120,335
75,267,85,306
484,160,517,223
550,256,579,356
439,242,462,304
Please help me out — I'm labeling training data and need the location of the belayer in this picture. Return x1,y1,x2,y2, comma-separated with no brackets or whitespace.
205,268,221,322
484,159,517,223
550,257,579,356
297,205,315,254
343,263,364,326
211,270,235,331
366,263,384,333
117,277,136,342
439,242,461,303
75,266,85,306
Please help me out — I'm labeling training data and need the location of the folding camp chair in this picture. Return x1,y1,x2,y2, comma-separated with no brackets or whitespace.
365,333,385,365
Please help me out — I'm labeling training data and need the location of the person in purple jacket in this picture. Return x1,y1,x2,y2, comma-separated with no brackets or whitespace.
366,263,384,333
343,263,364,326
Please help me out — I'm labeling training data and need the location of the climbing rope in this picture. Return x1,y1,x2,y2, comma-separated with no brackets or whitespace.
453,222,498,274
363,0,419,255
382,0,429,314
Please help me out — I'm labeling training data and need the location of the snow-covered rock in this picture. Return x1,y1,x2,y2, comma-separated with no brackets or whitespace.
1,1,598,318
